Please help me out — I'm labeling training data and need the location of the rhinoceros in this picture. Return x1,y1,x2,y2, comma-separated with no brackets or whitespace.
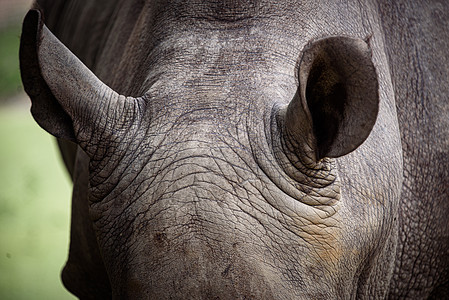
19,0,448,299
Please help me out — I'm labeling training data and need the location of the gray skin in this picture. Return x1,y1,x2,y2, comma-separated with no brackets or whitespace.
19,0,448,299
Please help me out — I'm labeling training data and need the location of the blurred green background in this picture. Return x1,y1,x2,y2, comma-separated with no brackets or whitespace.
0,1,76,299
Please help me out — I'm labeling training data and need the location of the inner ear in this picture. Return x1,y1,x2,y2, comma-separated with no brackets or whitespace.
306,51,347,157
298,36,379,159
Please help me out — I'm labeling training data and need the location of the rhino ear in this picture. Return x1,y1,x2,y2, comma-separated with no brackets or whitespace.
20,10,140,153
20,9,76,141
284,36,379,161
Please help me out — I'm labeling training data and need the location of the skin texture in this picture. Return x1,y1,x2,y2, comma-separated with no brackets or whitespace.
378,1,449,298
19,0,447,299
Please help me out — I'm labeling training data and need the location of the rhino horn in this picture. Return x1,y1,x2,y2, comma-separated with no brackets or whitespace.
283,36,379,161
20,10,141,153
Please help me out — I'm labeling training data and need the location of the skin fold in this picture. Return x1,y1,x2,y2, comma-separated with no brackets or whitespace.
19,0,448,299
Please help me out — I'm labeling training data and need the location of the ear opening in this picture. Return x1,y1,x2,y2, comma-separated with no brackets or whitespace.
305,50,347,158
296,36,379,159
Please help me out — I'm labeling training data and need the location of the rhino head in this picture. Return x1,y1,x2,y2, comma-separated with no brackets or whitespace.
20,7,402,299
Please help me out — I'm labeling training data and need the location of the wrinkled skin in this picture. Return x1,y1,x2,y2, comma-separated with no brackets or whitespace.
19,0,448,299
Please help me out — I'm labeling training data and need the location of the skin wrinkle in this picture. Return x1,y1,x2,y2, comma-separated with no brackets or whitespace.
250,112,341,212
272,109,325,183
143,188,248,239
89,144,164,223
237,183,274,221
238,171,335,249
89,145,143,203
99,133,152,197
233,200,303,260
98,154,147,199
171,150,284,251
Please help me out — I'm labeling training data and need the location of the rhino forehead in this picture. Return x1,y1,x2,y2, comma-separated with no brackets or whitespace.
109,1,370,99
